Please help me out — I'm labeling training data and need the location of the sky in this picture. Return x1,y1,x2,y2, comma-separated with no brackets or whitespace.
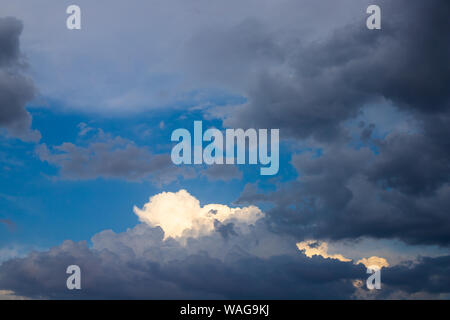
0,0,449,299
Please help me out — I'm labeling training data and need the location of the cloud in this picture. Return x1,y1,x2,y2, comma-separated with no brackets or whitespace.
0,17,21,66
0,237,365,299
36,129,188,184
238,144,450,246
0,190,363,299
353,255,450,299
216,1,450,140
296,240,351,262
356,257,389,269
1,0,367,113
4,1,448,250
296,240,389,269
133,189,263,240
381,255,450,296
368,130,450,196
0,190,448,299
0,17,39,142
206,0,450,247
0,245,24,264
192,0,450,249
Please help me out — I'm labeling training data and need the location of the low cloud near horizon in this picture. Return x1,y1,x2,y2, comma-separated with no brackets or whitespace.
0,190,449,299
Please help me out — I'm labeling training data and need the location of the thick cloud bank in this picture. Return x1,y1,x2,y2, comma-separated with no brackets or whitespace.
235,0,450,247
0,190,449,299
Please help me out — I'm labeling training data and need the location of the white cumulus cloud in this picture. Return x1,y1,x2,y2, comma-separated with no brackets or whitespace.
133,189,264,240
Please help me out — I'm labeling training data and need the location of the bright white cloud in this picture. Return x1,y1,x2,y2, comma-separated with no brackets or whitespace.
133,189,264,240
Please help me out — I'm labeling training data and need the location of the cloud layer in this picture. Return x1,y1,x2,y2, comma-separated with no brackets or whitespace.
235,0,450,247
0,190,449,299
36,128,187,184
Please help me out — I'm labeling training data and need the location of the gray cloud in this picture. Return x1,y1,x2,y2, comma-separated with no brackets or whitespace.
368,130,450,196
1,220,448,299
382,255,450,297
0,238,360,299
231,0,450,247
197,2,450,248
1,0,369,112
0,17,21,67
238,141,450,246
215,1,450,140
36,129,188,184
0,17,39,142
36,126,242,183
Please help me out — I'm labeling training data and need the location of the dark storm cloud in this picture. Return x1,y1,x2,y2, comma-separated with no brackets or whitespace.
229,0,450,247
0,17,21,67
199,1,450,241
368,130,450,196
382,255,450,296
218,0,450,140
351,255,450,299
294,147,450,245
238,143,450,246
0,225,366,299
0,17,39,142
1,223,448,299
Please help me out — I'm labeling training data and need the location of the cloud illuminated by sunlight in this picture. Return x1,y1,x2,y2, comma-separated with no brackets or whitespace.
356,256,390,269
296,240,352,262
133,189,264,240
297,240,390,270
